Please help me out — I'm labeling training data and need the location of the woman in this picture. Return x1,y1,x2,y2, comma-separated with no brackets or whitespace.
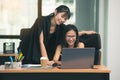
53,24,84,62
18,5,71,64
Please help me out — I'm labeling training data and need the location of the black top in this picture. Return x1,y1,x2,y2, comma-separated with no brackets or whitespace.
18,15,65,64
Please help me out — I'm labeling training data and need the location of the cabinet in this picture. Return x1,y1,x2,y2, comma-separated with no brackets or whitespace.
0,54,17,65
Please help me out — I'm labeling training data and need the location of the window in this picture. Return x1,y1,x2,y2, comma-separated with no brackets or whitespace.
42,0,75,24
0,0,38,53
0,0,37,35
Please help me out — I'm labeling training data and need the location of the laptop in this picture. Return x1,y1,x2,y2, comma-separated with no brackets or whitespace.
61,48,95,69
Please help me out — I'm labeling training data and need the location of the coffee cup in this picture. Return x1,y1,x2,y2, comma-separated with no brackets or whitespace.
40,57,47,67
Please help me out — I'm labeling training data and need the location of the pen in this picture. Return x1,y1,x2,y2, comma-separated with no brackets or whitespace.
17,49,20,60
9,56,13,62
20,56,24,61
18,52,23,60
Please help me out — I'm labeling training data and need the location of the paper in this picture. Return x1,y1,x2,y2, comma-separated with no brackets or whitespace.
22,64,41,68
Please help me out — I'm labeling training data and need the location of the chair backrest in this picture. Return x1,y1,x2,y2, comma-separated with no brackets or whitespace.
20,28,31,40
79,33,101,65
18,28,31,64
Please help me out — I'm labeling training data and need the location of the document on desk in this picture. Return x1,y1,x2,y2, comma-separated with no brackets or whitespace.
22,64,41,68
22,64,52,69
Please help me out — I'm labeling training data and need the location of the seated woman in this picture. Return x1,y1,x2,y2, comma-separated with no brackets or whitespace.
53,24,85,66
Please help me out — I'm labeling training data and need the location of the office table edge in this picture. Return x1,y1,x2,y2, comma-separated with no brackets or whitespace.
0,65,111,73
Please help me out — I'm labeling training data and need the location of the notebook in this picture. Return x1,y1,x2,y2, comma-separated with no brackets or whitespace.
61,48,95,69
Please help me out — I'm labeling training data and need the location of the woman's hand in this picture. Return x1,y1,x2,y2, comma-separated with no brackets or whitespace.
47,60,55,66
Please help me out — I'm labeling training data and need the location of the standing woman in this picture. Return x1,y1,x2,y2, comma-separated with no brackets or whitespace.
18,5,71,64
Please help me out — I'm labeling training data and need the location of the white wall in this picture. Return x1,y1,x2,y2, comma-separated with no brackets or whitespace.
99,0,108,65
107,0,120,80
99,0,120,80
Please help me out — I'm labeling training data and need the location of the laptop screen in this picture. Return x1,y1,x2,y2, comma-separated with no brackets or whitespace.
61,48,95,69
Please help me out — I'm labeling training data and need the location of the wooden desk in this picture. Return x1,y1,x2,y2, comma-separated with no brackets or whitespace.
0,54,17,57
0,65,110,80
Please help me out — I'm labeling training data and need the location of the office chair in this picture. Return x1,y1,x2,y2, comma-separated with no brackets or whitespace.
18,28,31,64
19,28,31,40
79,33,101,65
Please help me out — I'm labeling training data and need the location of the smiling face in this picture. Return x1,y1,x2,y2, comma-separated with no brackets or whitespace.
65,30,77,48
53,11,68,25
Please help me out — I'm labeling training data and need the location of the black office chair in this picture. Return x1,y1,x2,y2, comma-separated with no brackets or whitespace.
18,28,31,64
19,28,31,40
79,33,101,65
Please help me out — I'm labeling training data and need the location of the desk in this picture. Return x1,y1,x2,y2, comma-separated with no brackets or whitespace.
0,54,17,57
0,65,110,80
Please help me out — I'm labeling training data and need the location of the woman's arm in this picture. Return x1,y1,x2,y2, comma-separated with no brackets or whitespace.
39,31,49,60
53,45,62,61
78,30,96,36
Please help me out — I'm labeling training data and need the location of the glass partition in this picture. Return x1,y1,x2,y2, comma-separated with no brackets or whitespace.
0,0,37,53
0,0,37,35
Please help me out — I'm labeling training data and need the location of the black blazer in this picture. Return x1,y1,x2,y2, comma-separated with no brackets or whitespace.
18,15,65,64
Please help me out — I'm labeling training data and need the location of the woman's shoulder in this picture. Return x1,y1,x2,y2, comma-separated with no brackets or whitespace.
34,15,51,26
37,15,50,20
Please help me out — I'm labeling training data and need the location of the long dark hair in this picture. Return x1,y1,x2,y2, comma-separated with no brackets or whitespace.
49,5,71,19
61,24,79,48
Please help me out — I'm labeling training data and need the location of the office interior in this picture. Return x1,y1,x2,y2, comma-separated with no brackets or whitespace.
0,0,120,80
